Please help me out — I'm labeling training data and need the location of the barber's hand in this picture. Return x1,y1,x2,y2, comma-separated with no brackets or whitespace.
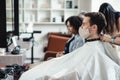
56,52,63,57
100,34,111,42
115,33,120,37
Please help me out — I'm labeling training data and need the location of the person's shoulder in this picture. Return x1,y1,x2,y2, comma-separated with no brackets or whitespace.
116,12,120,14
115,12,120,17
75,34,84,41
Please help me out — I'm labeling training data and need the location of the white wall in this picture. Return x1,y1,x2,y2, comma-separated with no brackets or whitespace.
79,0,91,12
91,0,120,12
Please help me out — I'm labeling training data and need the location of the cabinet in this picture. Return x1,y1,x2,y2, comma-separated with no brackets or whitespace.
6,0,80,24
0,54,26,65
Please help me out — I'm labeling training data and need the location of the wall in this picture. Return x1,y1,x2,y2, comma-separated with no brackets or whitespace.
79,0,91,12
91,0,120,11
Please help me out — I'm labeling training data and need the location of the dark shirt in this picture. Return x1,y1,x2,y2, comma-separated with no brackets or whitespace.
64,36,75,54
115,12,120,19
115,12,120,26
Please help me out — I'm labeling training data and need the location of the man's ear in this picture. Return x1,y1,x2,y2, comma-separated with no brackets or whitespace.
92,24,97,30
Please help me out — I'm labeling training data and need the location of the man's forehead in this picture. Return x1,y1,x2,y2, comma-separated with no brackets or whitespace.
83,17,90,23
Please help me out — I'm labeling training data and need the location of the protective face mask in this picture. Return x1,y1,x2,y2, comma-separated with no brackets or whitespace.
79,27,90,38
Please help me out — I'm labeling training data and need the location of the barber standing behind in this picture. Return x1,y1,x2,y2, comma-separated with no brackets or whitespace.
56,16,84,57
99,3,120,45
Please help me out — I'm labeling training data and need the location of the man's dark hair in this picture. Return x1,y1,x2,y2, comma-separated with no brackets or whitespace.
65,16,83,33
85,12,107,34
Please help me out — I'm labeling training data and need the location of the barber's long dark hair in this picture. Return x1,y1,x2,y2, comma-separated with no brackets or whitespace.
65,16,83,34
99,3,119,35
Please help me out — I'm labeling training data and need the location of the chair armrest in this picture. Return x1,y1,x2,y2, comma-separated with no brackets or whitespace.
43,46,47,52
44,51,60,61
48,32,71,38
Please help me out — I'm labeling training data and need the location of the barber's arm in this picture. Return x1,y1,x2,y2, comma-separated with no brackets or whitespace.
113,37,120,45
100,34,120,45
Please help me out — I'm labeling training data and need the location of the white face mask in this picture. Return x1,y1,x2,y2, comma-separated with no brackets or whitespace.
79,27,90,38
